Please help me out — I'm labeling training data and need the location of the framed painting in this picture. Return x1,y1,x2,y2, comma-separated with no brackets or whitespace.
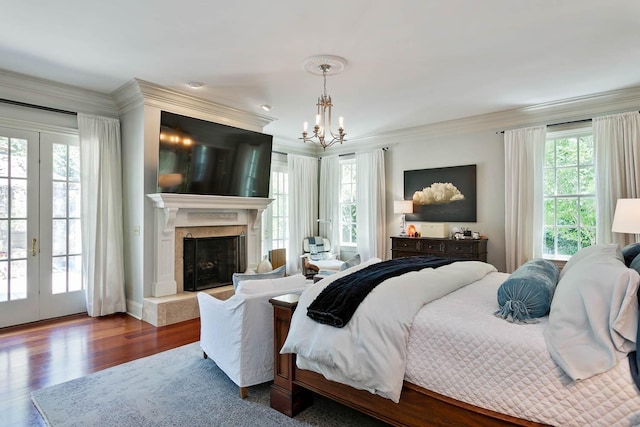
403,164,477,222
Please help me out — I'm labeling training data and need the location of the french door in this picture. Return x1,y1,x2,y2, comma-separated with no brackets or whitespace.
0,126,84,328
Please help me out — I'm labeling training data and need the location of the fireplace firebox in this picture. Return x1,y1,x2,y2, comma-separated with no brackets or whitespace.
183,234,246,291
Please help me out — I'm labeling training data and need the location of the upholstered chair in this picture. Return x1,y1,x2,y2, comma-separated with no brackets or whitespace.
197,274,310,398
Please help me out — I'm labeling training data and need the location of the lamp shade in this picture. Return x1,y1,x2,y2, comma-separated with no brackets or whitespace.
611,198,640,233
394,200,413,214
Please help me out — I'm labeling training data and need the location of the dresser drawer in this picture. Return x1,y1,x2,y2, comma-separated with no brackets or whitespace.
392,238,420,251
421,241,444,254
443,242,475,255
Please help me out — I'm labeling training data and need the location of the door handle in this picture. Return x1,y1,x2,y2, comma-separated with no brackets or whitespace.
32,238,37,256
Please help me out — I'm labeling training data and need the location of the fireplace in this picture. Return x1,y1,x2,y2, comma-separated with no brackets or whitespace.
183,234,246,291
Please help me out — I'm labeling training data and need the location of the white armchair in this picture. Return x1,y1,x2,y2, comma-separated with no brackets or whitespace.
300,236,344,277
197,274,309,398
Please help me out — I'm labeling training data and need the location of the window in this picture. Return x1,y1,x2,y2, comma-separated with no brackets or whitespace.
262,155,288,255
339,158,356,246
543,128,595,259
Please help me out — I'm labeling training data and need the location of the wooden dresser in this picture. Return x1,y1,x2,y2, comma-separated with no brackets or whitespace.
391,236,488,262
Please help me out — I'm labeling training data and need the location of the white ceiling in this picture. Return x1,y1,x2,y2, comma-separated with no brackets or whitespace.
2,1,640,141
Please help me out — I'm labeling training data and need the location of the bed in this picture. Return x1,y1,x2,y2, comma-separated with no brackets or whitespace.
270,252,640,427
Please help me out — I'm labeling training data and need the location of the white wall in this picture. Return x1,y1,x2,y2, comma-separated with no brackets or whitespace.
383,130,506,271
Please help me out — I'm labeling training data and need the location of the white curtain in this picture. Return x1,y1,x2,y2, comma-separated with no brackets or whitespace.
287,154,318,274
319,155,341,257
78,114,126,317
356,149,386,261
594,111,640,246
504,125,546,273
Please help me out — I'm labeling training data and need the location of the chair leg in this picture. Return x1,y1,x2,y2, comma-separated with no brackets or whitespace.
203,351,208,359
239,387,248,399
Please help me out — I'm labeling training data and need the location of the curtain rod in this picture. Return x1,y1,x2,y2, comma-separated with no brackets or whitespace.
497,118,592,134
274,147,388,158
497,111,640,134
0,98,77,116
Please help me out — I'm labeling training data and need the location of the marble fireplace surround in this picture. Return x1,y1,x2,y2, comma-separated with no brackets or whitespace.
143,193,272,326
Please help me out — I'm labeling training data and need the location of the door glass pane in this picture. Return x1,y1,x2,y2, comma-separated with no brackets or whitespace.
0,261,7,302
10,220,26,259
68,255,81,292
0,137,8,176
52,144,67,180
10,259,26,300
0,220,6,260
52,182,67,218
69,219,81,254
52,256,66,294
68,145,80,182
52,219,67,256
10,138,27,178
69,183,80,217
0,178,7,218
10,178,27,218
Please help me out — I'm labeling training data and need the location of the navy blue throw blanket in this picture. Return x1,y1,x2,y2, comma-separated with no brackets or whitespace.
307,256,457,328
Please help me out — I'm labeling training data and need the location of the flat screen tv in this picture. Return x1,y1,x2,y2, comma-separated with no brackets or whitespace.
157,111,272,197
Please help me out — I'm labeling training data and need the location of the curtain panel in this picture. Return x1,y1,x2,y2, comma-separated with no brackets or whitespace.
356,149,386,261
594,111,640,246
504,126,546,273
319,155,341,257
287,154,319,274
78,114,126,317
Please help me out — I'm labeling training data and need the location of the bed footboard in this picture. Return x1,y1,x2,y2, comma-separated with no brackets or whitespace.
269,294,548,427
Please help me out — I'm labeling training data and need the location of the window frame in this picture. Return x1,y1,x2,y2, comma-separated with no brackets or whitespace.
262,154,288,256
542,126,595,260
339,157,357,247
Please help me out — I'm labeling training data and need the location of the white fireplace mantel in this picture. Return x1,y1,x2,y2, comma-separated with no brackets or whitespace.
147,193,273,297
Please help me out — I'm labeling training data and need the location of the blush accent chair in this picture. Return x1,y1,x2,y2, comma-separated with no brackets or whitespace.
197,274,309,398
300,236,344,278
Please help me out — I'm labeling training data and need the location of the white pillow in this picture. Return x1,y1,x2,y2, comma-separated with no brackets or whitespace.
232,264,285,289
559,243,622,280
544,252,639,380
236,273,307,295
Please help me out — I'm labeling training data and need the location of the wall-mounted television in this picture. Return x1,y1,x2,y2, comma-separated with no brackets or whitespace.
157,111,272,198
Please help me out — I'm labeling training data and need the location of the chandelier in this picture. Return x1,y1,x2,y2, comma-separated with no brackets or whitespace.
300,56,347,150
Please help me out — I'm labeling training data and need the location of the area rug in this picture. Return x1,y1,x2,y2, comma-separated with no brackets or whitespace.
31,342,388,426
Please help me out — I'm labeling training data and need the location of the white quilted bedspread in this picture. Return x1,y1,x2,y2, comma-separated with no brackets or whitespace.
405,271,640,427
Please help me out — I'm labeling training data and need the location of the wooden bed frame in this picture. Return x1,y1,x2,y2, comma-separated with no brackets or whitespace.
269,294,550,427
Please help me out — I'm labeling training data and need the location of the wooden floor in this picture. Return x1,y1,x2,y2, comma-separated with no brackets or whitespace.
0,313,201,426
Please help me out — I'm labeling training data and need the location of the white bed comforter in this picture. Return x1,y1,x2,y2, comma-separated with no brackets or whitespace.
405,271,640,426
280,260,497,402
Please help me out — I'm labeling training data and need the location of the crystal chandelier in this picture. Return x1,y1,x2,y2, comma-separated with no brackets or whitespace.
300,56,347,150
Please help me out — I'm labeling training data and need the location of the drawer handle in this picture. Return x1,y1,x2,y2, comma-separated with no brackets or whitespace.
455,246,461,250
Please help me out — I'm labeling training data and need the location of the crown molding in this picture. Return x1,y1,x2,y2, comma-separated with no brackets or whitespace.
112,78,275,132
0,68,118,118
349,85,640,144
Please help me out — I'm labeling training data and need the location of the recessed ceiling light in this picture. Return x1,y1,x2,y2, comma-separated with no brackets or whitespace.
187,81,204,89
261,104,272,112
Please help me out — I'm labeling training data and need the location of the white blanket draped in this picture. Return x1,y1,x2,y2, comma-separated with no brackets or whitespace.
280,261,497,402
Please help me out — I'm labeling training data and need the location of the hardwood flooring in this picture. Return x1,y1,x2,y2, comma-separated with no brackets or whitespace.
0,313,200,426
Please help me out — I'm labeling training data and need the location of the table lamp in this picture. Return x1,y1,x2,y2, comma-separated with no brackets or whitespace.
394,200,413,236
611,198,640,234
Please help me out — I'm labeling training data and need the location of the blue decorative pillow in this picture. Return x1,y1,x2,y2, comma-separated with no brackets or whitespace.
232,265,286,290
495,259,560,323
621,243,640,267
340,254,361,271
629,254,640,275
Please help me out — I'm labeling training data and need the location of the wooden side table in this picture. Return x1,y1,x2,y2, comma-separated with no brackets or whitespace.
269,294,312,416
